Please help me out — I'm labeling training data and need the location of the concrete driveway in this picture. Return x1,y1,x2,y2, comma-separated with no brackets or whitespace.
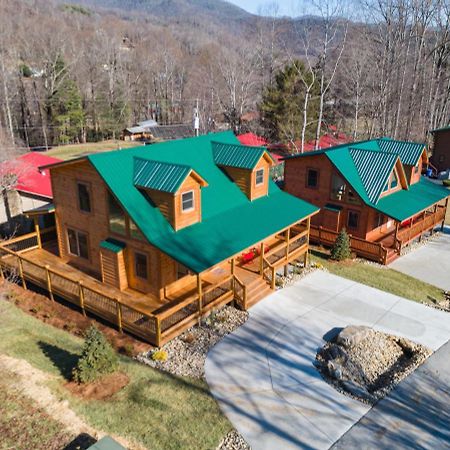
389,227,450,291
205,271,450,450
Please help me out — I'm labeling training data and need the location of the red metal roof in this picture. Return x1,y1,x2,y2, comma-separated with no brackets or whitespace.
237,133,268,147
4,152,62,198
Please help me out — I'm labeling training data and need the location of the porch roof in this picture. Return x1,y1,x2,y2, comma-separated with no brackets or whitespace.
89,131,318,273
374,178,449,222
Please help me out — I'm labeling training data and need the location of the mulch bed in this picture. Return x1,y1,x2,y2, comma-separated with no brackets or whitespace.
65,372,129,400
1,281,150,356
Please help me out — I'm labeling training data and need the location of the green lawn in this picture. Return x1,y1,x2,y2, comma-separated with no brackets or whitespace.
0,299,230,450
0,369,73,450
310,249,445,304
45,140,140,161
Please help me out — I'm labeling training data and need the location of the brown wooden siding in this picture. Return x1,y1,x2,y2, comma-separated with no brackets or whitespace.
174,174,202,230
250,157,270,200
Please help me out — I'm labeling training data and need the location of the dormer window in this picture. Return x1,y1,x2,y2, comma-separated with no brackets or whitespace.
255,168,264,186
181,191,194,212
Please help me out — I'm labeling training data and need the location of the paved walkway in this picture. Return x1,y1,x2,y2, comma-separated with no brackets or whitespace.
390,227,450,291
205,271,450,450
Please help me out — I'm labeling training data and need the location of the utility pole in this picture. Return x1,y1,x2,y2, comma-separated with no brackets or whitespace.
193,98,200,137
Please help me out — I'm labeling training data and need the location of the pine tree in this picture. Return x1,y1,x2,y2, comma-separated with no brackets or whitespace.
331,228,351,261
72,325,118,384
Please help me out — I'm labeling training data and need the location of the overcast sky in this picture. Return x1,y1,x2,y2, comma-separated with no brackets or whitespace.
226,0,300,17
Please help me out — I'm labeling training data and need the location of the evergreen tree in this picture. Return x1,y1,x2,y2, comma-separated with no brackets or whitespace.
72,325,118,384
331,228,351,261
260,61,319,145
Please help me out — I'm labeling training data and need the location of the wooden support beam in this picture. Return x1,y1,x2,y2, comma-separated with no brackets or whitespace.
271,266,276,290
155,317,161,348
285,227,290,259
18,257,26,289
34,221,42,249
45,264,54,301
197,274,203,318
231,258,235,275
259,242,264,276
78,281,86,316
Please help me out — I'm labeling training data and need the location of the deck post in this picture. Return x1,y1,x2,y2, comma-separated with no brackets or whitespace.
285,227,290,260
0,264,4,281
34,220,42,249
155,317,161,347
259,242,264,276
442,199,448,231
45,265,54,301
231,258,235,275
78,281,86,316
197,274,203,319
303,249,308,268
271,266,276,290
116,301,123,333
394,222,400,253
18,257,26,289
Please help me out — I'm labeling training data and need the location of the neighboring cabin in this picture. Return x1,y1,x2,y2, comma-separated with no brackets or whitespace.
122,120,194,142
284,138,449,264
430,125,450,174
0,152,60,235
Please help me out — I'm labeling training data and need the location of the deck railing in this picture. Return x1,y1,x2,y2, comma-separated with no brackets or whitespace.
310,226,388,264
233,274,247,310
0,231,236,347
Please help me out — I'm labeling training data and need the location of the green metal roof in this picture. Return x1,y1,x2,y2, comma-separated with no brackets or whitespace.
133,158,193,193
212,141,268,169
100,238,126,253
88,132,318,273
377,138,425,166
430,125,450,133
375,178,449,222
349,148,398,203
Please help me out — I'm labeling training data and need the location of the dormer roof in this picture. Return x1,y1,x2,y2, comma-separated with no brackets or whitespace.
377,138,426,166
212,141,273,170
133,158,207,193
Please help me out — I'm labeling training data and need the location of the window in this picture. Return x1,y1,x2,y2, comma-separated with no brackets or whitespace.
391,171,398,188
306,169,319,188
129,219,144,241
255,168,265,186
347,211,359,230
77,182,91,213
108,193,126,235
134,252,148,280
181,191,194,212
67,228,89,259
347,187,360,205
414,163,420,174
374,213,384,229
331,174,346,201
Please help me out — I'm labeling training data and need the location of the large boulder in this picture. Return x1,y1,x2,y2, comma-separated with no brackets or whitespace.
336,325,371,348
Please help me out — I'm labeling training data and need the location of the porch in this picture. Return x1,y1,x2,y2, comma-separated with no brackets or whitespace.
0,218,311,346
310,203,447,264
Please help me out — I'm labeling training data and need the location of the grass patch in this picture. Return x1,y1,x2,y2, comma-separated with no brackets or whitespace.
0,369,73,450
311,249,445,304
0,300,230,449
45,140,140,161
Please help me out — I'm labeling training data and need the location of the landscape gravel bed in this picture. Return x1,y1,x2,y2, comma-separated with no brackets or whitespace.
217,430,251,450
137,305,248,379
316,325,432,405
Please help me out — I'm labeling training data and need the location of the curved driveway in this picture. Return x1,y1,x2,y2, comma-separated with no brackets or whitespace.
205,271,450,450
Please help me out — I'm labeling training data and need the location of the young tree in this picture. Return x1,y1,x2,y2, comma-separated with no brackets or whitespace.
331,228,351,261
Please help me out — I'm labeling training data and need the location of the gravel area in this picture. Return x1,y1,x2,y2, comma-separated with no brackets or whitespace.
137,305,248,379
217,430,251,450
276,262,322,289
316,326,432,405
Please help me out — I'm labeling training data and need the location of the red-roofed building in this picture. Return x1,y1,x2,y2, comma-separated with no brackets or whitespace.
0,152,61,235
237,133,268,147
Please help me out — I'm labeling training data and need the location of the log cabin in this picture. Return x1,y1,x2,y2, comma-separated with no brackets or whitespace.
430,125,450,174
0,131,318,346
284,138,450,264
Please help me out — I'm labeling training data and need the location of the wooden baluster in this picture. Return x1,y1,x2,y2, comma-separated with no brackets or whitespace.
18,257,26,289
116,300,123,333
34,220,42,249
45,265,54,301
197,274,203,319
78,281,86,316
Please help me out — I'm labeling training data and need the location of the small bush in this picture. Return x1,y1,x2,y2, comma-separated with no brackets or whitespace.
151,349,168,362
331,229,351,261
72,325,118,384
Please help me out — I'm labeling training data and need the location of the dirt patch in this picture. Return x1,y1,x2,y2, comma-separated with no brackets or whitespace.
316,325,432,404
66,372,129,400
2,282,150,356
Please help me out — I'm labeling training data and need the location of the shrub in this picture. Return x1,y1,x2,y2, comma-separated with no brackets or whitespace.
72,325,118,383
151,349,168,362
331,229,351,261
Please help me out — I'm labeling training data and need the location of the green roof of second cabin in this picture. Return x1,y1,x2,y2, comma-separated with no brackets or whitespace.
285,137,449,222
212,141,270,169
88,132,318,273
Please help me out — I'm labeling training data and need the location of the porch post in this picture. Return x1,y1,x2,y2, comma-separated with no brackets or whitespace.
394,221,400,253
231,258,235,275
34,218,42,249
285,227,290,260
197,274,203,318
443,198,449,232
259,242,264,276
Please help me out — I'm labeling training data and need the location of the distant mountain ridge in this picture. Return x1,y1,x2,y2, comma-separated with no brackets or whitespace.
73,0,253,23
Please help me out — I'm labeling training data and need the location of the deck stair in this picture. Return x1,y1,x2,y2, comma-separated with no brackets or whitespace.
242,276,273,309
385,248,399,264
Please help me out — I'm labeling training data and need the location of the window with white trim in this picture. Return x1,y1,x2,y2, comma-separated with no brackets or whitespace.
255,168,264,186
181,191,194,212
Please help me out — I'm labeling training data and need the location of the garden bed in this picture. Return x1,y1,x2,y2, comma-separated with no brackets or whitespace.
316,325,431,405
